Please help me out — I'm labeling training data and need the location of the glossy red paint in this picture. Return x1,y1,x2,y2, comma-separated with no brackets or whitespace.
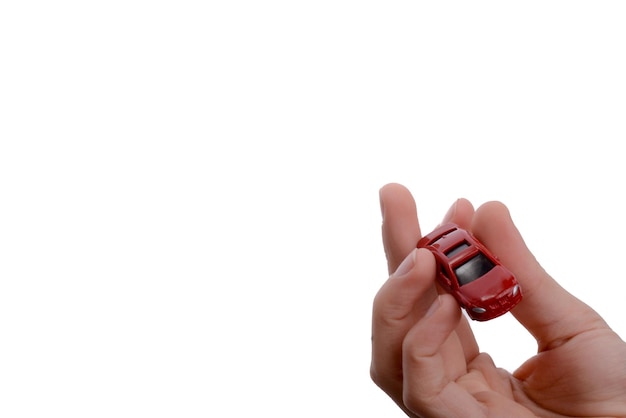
417,223,522,321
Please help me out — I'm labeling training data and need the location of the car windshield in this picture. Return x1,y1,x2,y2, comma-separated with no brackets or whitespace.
454,253,495,286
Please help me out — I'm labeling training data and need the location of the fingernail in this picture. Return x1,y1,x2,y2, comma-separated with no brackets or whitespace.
391,249,416,278
378,188,385,220
441,199,459,224
425,296,441,318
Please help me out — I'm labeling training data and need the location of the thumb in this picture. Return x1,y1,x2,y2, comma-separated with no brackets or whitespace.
471,202,608,352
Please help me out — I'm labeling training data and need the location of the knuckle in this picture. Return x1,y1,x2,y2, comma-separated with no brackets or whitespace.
369,363,389,388
369,362,400,392
402,391,426,417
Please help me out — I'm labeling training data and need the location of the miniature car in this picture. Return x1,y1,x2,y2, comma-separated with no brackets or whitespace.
417,223,522,321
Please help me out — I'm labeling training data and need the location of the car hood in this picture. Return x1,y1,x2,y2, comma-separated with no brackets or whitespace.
459,266,517,303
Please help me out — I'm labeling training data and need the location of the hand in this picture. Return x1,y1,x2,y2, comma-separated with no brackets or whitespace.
370,183,626,417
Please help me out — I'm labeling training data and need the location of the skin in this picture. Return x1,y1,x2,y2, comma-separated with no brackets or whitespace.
371,183,626,418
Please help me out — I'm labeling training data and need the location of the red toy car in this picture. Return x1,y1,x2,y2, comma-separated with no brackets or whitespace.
417,223,522,321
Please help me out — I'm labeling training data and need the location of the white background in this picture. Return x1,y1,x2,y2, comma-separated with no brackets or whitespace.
1,1,625,417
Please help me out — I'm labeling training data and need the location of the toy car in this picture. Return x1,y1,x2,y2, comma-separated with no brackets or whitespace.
417,223,522,321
